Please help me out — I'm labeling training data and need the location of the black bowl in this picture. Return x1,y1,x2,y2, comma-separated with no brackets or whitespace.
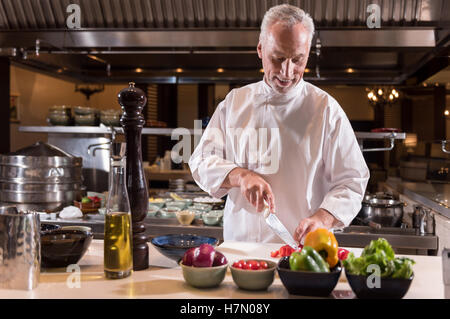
150,234,218,263
277,256,342,297
40,223,61,235
41,229,93,268
345,269,414,299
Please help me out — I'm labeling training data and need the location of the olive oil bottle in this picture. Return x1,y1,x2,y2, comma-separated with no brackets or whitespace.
104,154,133,279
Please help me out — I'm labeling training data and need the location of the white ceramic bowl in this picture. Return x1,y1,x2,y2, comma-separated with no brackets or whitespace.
147,204,160,217
202,210,223,226
159,207,181,218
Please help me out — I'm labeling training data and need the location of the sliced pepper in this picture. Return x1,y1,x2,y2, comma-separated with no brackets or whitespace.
338,248,350,261
270,245,299,258
304,228,339,268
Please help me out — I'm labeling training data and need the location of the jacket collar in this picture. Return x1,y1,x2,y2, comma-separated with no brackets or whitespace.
258,77,305,106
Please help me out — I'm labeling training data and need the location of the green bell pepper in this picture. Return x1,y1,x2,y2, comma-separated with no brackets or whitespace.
289,246,330,273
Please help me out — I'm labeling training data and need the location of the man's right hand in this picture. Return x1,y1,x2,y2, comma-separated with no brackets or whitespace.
222,168,275,213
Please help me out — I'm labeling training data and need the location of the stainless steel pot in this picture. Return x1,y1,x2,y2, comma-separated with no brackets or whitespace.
0,142,83,211
357,198,405,227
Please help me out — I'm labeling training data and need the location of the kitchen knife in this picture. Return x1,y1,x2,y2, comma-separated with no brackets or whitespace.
263,204,299,250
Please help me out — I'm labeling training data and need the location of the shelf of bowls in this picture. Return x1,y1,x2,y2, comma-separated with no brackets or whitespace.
47,105,122,126
148,193,225,227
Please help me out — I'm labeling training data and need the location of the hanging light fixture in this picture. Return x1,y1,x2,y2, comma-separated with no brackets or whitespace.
366,87,400,106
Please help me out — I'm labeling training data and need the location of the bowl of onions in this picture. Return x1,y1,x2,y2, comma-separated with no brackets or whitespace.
150,234,218,263
180,243,228,288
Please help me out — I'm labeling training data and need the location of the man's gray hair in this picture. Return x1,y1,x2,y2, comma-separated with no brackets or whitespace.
259,4,315,45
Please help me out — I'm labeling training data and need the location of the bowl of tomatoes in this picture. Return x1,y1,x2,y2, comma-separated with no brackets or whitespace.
230,259,276,291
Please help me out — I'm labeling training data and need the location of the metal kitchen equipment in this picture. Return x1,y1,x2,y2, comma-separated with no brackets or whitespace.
2,0,447,86
443,248,450,299
0,142,83,212
169,179,186,192
355,132,406,153
357,197,405,227
263,204,298,250
441,140,450,154
354,217,382,230
0,206,40,290
413,206,435,235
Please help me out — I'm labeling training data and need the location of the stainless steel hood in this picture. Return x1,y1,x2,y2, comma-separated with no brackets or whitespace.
0,0,449,84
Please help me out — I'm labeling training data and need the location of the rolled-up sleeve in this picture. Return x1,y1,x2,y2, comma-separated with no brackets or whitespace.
319,102,370,227
188,100,238,199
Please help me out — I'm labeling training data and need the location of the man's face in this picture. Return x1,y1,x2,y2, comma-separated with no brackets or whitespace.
257,22,311,94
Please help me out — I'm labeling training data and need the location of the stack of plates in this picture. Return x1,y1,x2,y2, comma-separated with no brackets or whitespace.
169,179,186,192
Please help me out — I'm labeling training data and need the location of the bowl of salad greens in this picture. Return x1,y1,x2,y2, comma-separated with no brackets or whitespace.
343,238,415,299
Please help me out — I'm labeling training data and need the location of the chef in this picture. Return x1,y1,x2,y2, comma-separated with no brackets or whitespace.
188,4,370,243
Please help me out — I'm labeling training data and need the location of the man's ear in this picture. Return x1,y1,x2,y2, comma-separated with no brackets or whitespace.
257,42,263,59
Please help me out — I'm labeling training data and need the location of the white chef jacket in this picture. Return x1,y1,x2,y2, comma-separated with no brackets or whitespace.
188,79,370,243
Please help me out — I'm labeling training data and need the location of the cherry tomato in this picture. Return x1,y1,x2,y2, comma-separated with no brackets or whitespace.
247,260,260,270
237,260,248,269
260,261,268,269
232,262,242,269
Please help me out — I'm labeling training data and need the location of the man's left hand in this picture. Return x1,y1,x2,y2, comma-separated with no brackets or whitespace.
294,209,338,243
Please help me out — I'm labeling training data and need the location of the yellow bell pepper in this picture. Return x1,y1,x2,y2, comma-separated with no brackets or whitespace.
304,228,339,268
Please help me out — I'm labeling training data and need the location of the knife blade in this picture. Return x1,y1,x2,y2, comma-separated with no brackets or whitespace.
263,205,298,250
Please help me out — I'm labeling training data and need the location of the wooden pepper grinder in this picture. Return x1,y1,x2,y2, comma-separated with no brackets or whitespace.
118,82,149,271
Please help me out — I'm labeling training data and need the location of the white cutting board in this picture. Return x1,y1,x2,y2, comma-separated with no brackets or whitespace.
216,241,292,264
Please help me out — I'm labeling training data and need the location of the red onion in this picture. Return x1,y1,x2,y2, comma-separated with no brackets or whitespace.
212,251,228,266
192,244,215,267
182,247,197,266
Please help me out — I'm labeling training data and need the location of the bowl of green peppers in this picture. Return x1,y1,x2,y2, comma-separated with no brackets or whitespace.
343,238,415,299
277,246,342,297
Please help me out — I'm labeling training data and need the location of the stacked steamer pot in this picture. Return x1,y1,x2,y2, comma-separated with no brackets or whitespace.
0,142,84,212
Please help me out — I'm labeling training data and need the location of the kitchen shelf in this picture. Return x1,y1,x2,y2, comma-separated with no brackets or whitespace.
355,132,406,140
18,126,197,136
355,131,406,153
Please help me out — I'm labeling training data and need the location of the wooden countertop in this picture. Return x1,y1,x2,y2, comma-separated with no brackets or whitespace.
0,241,444,299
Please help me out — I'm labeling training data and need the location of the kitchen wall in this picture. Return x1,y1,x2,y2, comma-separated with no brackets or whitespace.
10,65,85,152
177,84,198,129
403,93,449,158
9,65,128,152
89,84,127,111
215,84,230,108
319,85,374,121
